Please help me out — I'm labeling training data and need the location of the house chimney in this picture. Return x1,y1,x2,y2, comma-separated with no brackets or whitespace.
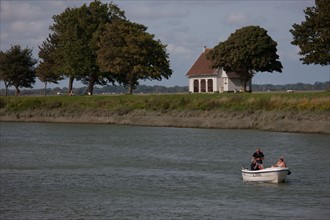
203,46,207,53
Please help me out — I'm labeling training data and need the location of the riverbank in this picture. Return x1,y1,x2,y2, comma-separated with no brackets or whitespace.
1,92,329,133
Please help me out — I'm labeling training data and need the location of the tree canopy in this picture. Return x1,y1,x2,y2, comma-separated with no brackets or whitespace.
0,45,37,96
38,0,172,95
36,34,63,95
290,0,330,66
208,26,283,91
43,0,125,95
0,51,9,95
97,19,172,94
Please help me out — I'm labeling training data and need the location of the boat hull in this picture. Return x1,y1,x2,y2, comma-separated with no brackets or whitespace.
242,167,290,183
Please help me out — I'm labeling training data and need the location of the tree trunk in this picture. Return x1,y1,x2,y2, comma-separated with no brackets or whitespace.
243,80,247,92
241,70,251,92
15,86,20,96
127,86,133,94
44,82,47,96
127,77,134,94
4,83,8,96
68,76,74,96
87,75,95,96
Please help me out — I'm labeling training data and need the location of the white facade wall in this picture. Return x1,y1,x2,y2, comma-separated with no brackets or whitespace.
188,75,220,93
188,78,194,93
188,68,252,93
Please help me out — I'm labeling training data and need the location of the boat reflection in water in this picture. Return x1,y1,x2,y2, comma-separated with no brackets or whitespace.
242,167,291,183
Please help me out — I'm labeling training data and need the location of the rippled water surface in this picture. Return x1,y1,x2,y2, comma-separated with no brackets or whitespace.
1,122,329,219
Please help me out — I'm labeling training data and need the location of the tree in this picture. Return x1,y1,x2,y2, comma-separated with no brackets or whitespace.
0,45,37,96
36,34,63,96
290,0,330,66
97,19,172,94
45,0,125,95
208,26,283,92
0,51,10,95
73,1,125,95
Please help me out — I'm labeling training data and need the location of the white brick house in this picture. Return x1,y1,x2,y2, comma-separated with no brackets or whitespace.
186,47,251,93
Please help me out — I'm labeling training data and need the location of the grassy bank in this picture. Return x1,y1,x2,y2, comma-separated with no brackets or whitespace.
1,92,329,133
1,92,329,112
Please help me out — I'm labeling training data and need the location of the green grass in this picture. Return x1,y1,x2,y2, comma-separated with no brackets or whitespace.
1,91,329,114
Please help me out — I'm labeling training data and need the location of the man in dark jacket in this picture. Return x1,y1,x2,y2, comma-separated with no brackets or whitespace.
252,148,265,169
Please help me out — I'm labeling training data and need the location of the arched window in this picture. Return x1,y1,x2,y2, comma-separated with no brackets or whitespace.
207,79,213,92
193,80,199,93
201,79,206,92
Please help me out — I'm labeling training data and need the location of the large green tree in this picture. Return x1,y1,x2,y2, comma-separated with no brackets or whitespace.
48,6,82,95
74,1,125,95
0,45,37,96
0,51,10,95
290,0,330,66
44,0,125,95
97,19,172,94
36,34,63,96
208,26,282,92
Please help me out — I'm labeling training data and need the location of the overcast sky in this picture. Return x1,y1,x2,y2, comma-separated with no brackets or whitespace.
1,0,329,89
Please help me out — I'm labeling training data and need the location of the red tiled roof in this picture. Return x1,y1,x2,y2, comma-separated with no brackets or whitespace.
186,49,217,76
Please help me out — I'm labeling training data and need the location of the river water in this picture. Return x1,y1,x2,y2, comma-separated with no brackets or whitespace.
0,122,329,220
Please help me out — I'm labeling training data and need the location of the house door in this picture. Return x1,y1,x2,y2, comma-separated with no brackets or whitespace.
201,80,206,92
193,80,199,93
207,79,213,92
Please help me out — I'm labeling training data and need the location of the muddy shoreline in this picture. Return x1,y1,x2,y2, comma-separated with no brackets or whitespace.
1,109,329,134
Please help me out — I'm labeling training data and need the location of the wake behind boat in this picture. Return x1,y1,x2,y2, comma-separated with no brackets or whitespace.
242,167,291,183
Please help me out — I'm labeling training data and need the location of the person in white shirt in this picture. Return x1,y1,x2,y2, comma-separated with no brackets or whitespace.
272,157,287,168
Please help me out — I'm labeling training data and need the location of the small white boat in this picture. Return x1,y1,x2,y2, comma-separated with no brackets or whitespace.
242,167,291,183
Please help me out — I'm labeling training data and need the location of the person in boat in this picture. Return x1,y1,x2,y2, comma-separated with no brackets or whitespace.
272,157,287,168
252,148,265,169
250,160,260,171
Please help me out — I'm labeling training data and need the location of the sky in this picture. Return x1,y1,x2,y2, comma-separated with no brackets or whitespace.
0,0,329,89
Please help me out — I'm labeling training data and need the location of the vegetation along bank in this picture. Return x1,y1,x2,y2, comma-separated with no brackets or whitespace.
0,92,329,134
